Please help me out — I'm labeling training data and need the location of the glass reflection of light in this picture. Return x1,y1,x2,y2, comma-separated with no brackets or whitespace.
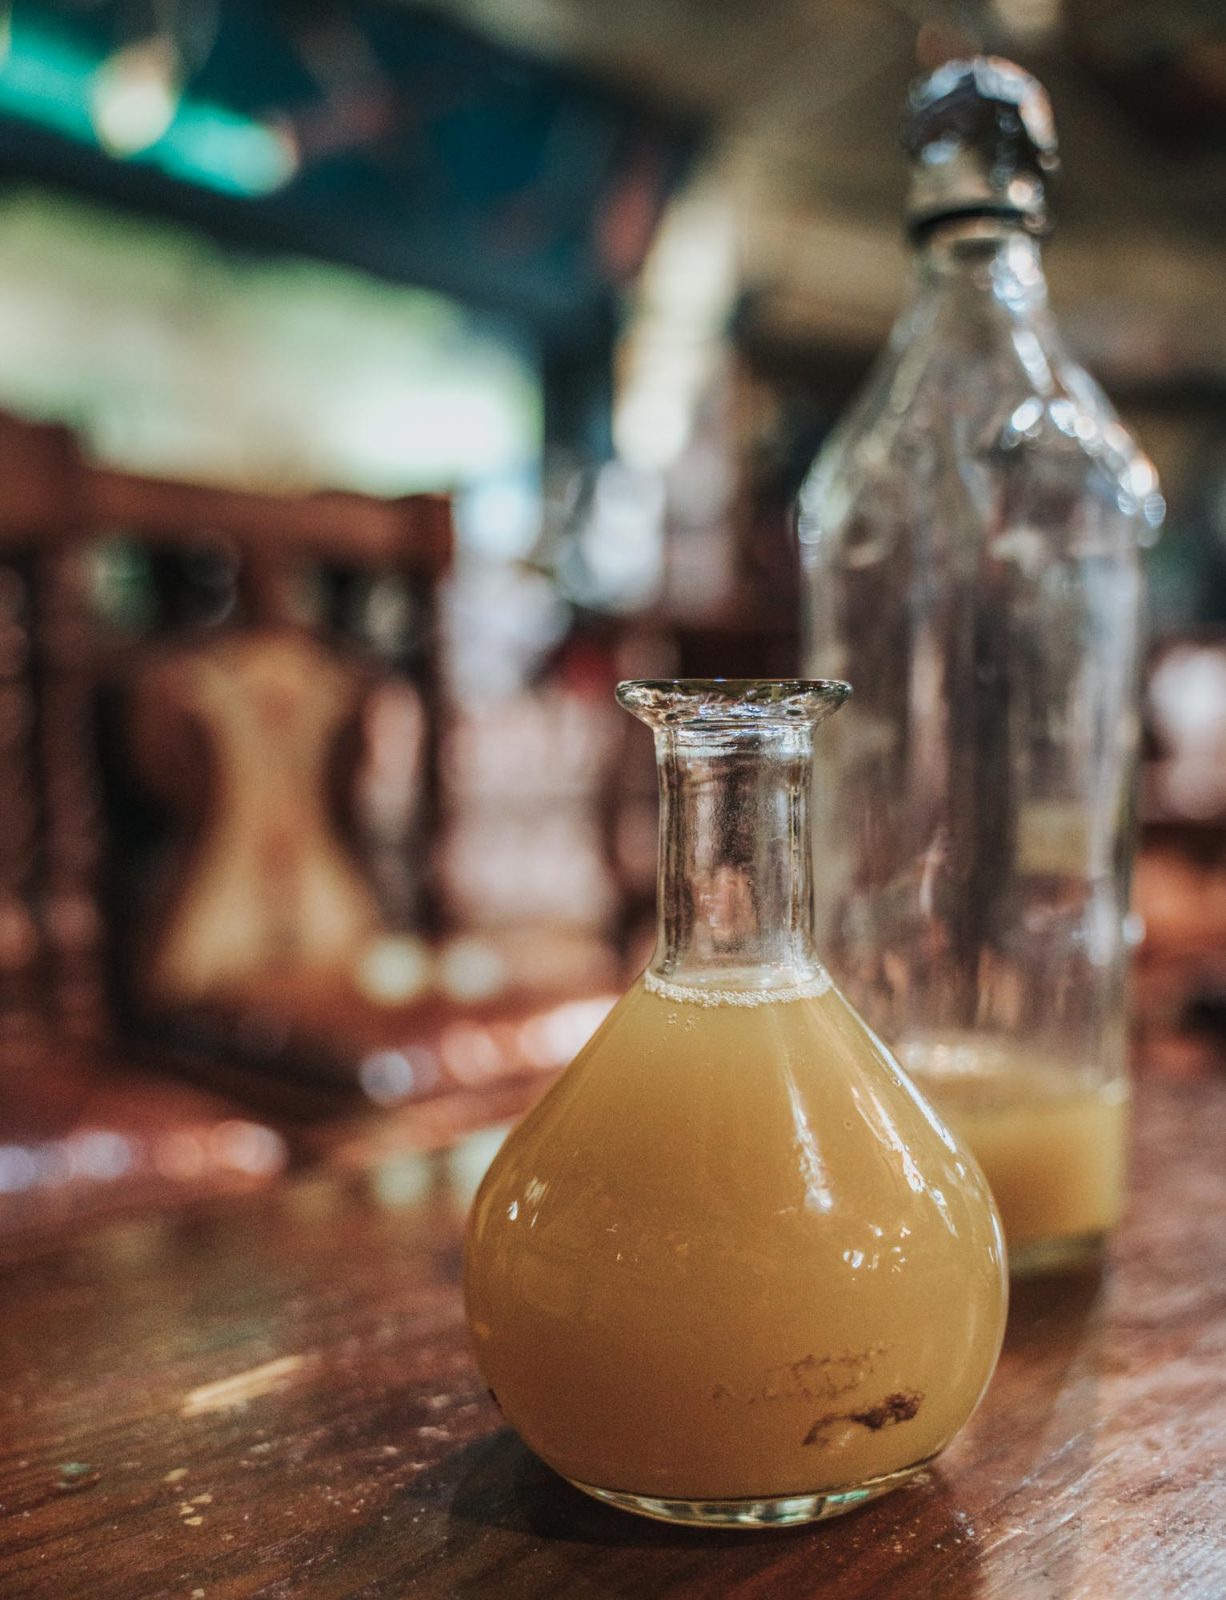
843,1215,914,1276
1048,397,1079,439
211,1122,286,1176
356,936,432,1005
440,1022,505,1086
154,1130,208,1180
850,1082,957,1234
458,474,542,562
855,1015,962,1156
0,1119,285,1206
1008,396,1043,438
69,1130,133,1180
522,1174,548,1229
360,1047,436,1106
0,1144,37,1193
783,1069,834,1213
90,37,180,156
517,997,615,1072
439,939,506,1003
1010,328,1053,391
354,993,615,1111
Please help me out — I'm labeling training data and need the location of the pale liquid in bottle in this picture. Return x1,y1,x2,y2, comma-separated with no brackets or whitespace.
900,1035,1128,1266
465,974,1008,1506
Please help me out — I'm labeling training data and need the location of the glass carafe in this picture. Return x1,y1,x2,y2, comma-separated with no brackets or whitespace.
799,59,1163,1273
465,680,1007,1529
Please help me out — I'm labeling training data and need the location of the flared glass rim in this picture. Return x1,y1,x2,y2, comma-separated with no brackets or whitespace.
616,678,851,729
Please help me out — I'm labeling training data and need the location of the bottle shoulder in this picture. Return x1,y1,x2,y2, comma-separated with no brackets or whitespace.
798,318,1163,556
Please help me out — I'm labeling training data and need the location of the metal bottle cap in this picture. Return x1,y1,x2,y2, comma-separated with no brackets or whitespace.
903,56,1059,239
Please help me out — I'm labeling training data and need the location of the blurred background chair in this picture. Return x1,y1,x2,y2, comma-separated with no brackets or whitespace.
0,400,633,1234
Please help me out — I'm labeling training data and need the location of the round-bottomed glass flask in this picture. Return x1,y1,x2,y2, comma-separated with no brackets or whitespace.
465,680,1007,1528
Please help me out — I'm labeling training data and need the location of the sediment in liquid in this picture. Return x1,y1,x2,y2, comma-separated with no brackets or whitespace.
465,976,1007,1502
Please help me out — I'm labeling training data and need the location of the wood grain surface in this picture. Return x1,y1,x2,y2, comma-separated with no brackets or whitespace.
0,1076,1223,1600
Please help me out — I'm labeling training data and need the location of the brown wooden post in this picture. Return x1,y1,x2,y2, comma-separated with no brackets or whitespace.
32,544,110,1041
394,493,453,941
0,416,87,1043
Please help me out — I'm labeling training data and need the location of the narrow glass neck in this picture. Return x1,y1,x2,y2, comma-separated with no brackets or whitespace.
911,220,1049,322
650,724,822,993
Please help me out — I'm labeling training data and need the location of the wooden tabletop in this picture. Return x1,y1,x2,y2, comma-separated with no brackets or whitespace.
1,1073,1223,1600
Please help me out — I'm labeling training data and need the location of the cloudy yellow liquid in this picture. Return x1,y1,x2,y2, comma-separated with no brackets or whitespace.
465,976,1007,1506
900,1036,1128,1267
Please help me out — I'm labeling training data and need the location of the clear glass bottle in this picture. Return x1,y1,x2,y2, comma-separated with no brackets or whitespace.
798,59,1164,1273
465,680,1006,1529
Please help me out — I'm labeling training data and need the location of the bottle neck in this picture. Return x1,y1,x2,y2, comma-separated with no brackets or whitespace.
649,724,824,996
910,217,1050,325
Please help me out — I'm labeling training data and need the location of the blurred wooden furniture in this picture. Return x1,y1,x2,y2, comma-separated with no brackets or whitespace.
1135,830,1226,1080
1133,631,1226,1076
0,1067,1222,1599
0,409,451,1041
0,410,452,1228
126,628,385,1006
